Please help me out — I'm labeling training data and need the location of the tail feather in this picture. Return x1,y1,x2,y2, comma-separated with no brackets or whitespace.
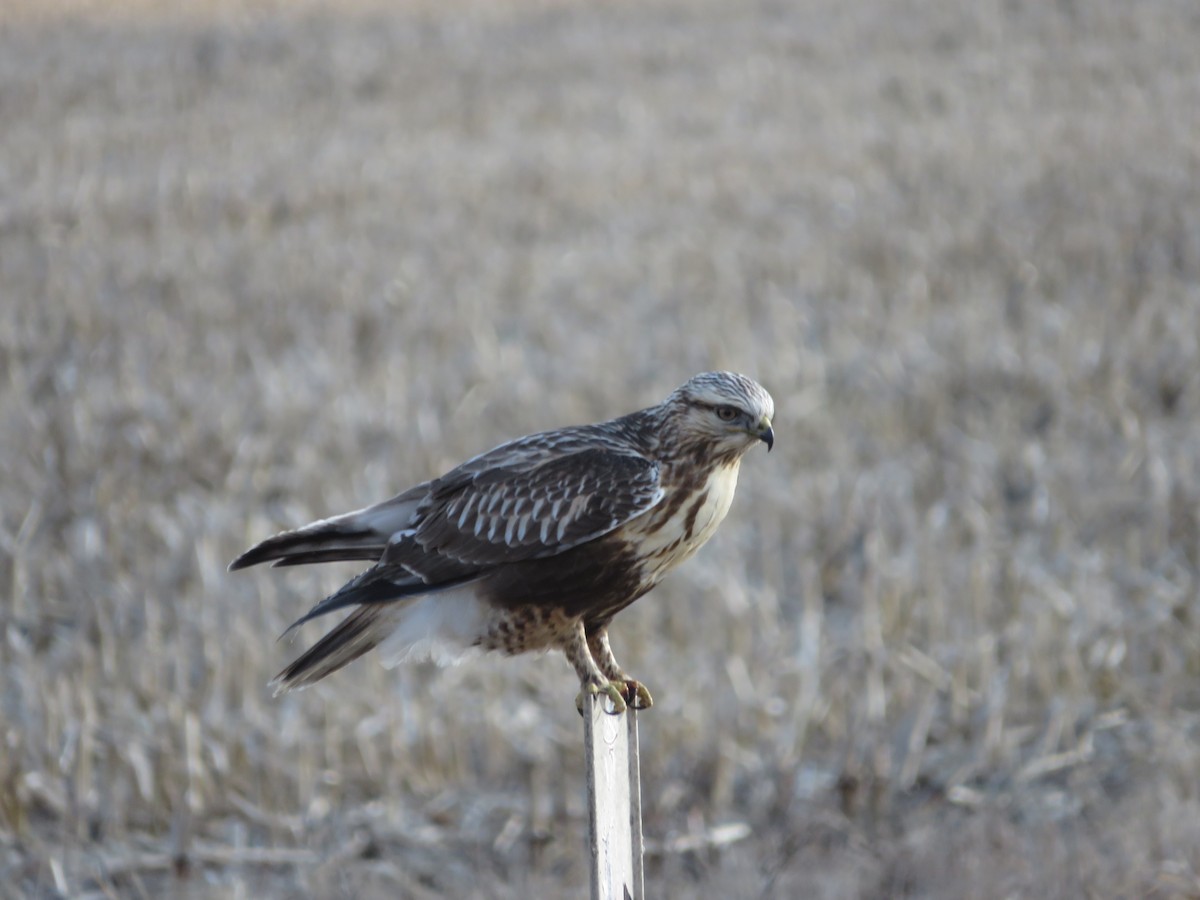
269,548,384,567
284,567,428,633
230,525,382,570
229,494,421,571
272,584,489,692
272,604,405,692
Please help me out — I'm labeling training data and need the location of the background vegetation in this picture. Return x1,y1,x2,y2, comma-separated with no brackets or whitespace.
3,0,1199,896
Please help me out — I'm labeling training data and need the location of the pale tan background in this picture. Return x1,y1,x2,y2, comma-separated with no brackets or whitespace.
3,1,1200,896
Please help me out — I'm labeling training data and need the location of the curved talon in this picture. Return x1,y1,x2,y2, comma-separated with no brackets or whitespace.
575,679,628,716
618,679,653,710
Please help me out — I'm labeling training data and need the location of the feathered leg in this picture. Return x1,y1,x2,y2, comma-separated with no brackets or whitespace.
587,626,653,710
563,620,628,715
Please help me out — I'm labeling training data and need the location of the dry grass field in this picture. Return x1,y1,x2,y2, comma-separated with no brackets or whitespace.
3,0,1200,896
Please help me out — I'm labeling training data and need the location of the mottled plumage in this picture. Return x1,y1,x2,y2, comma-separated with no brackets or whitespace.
230,371,775,713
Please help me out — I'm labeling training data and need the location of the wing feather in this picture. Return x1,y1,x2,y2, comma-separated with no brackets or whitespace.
407,448,662,570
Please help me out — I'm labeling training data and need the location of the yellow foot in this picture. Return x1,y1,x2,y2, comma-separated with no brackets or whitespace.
574,678,654,715
575,679,628,716
616,678,653,711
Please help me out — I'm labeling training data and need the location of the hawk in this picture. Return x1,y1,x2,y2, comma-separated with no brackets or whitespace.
230,371,774,714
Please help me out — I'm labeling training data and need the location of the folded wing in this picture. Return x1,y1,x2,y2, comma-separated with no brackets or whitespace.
255,445,664,630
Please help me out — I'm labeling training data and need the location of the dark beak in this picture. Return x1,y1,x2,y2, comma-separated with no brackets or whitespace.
758,421,774,452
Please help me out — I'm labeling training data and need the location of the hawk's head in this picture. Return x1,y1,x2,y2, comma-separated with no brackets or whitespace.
667,371,775,458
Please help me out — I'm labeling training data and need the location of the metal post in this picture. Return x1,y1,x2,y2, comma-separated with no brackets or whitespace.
583,695,645,900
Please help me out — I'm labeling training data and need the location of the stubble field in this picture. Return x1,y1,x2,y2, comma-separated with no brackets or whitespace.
3,0,1200,896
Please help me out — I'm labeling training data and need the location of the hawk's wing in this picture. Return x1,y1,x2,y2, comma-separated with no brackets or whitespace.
286,445,663,626
413,447,662,566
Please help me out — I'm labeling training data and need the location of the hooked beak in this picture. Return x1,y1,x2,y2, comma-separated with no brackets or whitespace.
756,417,774,452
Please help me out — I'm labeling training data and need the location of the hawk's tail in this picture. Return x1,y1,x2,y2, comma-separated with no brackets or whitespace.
272,585,488,693
229,496,420,571
272,604,403,692
230,523,382,570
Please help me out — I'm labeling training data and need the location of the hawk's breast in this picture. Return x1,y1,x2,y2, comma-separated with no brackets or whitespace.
632,461,741,582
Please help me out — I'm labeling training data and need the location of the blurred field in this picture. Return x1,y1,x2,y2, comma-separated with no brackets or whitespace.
3,0,1200,896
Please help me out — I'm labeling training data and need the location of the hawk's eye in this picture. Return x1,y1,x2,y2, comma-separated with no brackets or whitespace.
715,405,740,422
